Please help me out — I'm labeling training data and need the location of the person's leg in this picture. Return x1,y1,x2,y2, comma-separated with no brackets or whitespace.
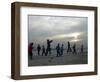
49,48,52,54
47,47,49,55
62,50,63,56
43,51,45,56
74,49,76,54
42,51,43,56
69,47,71,52
48,48,51,55
56,51,58,57
30,53,32,59
43,52,45,56
37,50,39,56
28,55,29,59
67,48,68,52
39,50,40,56
57,53,58,57
72,49,74,54
58,51,60,56
60,50,61,56
62,51,63,55
45,51,47,56
67,48,70,53
61,51,63,56
45,49,48,56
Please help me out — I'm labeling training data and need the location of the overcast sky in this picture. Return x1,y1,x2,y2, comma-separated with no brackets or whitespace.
28,15,88,48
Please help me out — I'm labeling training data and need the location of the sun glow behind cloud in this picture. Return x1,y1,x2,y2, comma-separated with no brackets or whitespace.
70,39,82,42
48,32,82,39
48,32,82,42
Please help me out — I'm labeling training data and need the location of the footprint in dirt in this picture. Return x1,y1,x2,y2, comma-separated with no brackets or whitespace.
48,60,52,63
51,57,54,59
48,57,54,63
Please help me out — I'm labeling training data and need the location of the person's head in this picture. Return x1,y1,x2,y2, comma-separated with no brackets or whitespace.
30,42,33,45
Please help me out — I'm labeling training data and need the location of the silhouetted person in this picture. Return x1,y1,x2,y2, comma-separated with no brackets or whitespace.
37,44,41,56
41,45,46,56
67,41,72,53
81,44,84,53
45,39,53,56
28,43,33,59
72,43,77,54
56,43,60,57
60,44,64,56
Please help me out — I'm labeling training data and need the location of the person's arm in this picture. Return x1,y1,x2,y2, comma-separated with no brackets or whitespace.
50,40,53,43
32,46,34,49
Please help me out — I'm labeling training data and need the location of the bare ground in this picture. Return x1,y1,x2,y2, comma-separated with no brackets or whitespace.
28,51,87,66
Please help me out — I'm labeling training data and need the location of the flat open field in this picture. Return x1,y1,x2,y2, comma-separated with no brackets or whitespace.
28,50,88,66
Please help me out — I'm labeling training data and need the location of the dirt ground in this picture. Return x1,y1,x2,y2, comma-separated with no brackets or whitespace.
28,50,88,66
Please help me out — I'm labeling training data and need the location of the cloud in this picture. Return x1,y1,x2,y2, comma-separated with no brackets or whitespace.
28,15,88,47
48,32,82,40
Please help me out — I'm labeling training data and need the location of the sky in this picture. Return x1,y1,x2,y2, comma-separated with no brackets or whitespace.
28,15,88,48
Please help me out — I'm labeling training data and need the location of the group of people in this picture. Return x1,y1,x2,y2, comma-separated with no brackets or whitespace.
28,39,84,59
28,39,53,59
55,42,83,57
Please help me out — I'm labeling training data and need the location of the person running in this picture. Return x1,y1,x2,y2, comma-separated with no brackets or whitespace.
56,43,60,57
28,42,33,60
67,41,72,53
41,45,46,56
60,44,64,56
72,43,77,54
45,39,53,56
37,44,41,56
